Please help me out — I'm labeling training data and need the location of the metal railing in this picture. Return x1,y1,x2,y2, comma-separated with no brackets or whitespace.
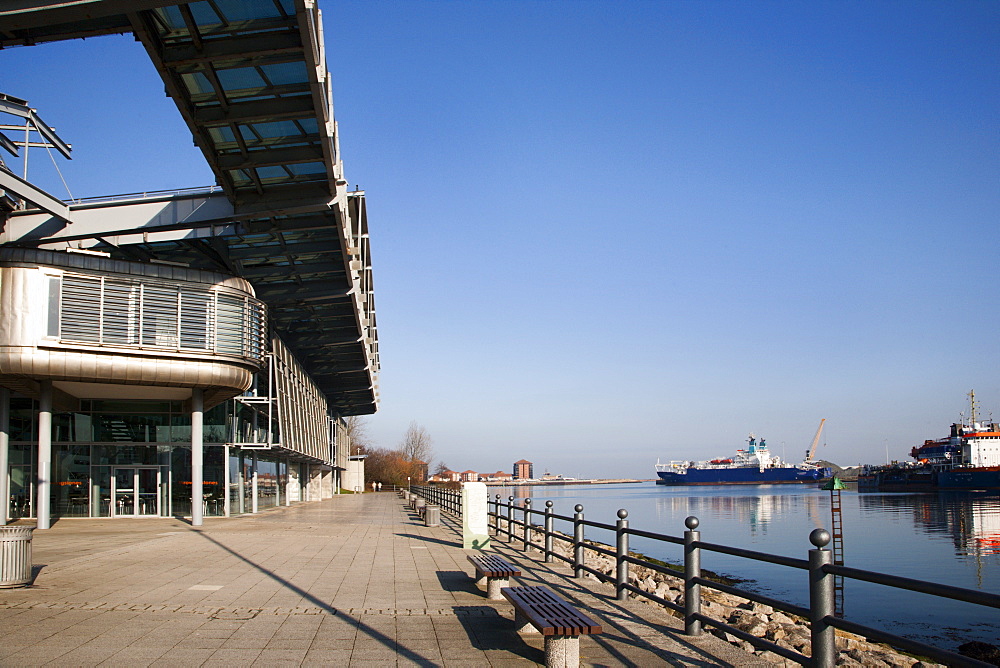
479,494,999,668
410,484,461,516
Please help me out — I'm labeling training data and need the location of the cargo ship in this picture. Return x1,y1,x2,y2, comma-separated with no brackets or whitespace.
858,391,1000,492
655,433,832,485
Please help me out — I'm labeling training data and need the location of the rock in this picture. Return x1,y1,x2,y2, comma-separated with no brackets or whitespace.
757,650,790,665
702,601,726,618
959,641,1000,665
769,611,795,626
843,648,893,667
711,629,740,644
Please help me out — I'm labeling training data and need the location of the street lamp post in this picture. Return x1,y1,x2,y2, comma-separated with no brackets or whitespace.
408,476,411,492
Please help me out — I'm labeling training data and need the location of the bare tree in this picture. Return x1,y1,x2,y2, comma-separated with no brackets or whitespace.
433,461,450,476
400,421,433,481
344,415,372,455
364,446,409,487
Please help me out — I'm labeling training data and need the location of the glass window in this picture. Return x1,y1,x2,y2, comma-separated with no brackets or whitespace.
142,283,178,348
53,445,90,518
47,275,61,337
216,66,267,91
181,71,215,96
260,61,309,86
179,287,212,350
103,279,139,345
60,274,102,343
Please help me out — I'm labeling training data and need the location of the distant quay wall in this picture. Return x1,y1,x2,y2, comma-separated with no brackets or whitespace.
483,478,651,486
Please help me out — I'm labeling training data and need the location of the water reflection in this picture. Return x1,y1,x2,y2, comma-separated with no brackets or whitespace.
484,482,999,649
652,490,824,537
859,492,1000,558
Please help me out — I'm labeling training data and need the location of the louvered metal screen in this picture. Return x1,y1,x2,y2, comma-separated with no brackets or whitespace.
57,273,266,363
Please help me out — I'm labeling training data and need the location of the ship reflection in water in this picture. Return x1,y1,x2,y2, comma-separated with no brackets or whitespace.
859,492,1000,559
654,491,822,538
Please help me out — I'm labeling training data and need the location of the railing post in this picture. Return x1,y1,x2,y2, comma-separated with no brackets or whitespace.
523,498,532,552
495,495,504,540
684,516,702,636
616,509,629,600
507,496,515,544
573,504,584,578
544,500,554,563
809,528,836,668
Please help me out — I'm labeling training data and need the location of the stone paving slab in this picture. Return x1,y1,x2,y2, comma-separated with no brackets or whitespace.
0,492,772,666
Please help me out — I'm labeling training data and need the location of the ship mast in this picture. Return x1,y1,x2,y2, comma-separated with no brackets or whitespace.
968,389,979,427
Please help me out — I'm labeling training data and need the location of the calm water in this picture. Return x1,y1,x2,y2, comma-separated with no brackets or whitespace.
492,482,1000,650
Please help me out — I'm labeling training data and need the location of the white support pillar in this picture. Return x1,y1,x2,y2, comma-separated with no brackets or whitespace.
0,387,9,525
191,388,204,527
223,444,231,518
37,381,52,530
237,451,245,514
275,460,282,506
251,451,258,514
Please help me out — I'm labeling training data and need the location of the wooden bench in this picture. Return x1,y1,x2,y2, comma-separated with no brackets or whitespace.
501,585,602,668
467,554,521,600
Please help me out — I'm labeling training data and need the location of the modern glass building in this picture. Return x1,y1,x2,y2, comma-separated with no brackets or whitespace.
0,1,379,528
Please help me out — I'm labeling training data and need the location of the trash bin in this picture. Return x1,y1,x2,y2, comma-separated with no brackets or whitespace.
424,505,440,527
415,498,426,517
0,526,34,589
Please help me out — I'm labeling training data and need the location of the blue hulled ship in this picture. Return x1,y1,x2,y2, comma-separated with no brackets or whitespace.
655,434,831,486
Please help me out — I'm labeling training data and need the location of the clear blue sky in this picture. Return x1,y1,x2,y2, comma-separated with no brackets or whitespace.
2,1,997,477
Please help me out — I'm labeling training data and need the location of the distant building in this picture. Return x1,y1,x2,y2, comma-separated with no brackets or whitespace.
513,459,533,480
490,471,513,481
460,470,478,482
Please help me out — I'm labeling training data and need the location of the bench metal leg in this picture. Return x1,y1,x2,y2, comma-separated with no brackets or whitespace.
544,635,579,668
486,576,509,600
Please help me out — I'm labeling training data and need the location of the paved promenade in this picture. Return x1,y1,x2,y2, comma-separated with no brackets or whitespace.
0,492,767,666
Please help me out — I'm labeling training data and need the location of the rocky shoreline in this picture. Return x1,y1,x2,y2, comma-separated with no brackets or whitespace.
508,524,948,667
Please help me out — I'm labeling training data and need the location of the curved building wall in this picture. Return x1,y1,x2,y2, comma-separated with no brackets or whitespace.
0,248,265,406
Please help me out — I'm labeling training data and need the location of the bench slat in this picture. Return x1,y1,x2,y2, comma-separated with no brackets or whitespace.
502,586,602,636
468,554,521,578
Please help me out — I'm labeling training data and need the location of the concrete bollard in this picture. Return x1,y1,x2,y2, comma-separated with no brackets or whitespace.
424,504,440,527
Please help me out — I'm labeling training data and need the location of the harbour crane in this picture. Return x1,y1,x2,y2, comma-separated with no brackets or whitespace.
805,418,826,462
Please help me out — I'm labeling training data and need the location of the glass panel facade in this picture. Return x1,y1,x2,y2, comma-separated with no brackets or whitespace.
5,397,332,520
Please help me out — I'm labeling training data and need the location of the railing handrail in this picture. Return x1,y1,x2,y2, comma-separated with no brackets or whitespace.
476,493,996,668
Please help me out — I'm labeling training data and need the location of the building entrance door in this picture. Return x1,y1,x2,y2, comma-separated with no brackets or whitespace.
112,467,160,517
7,465,32,520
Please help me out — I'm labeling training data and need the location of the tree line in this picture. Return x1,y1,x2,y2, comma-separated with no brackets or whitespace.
346,417,435,488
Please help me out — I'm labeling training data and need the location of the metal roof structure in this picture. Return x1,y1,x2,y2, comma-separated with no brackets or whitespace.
0,0,379,416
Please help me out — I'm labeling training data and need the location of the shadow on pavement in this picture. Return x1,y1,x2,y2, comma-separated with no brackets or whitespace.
195,531,437,665
452,605,538,661
436,569,479,595
395,532,458,548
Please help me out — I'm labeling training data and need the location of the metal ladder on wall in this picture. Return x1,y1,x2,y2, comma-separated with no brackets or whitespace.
830,486,845,616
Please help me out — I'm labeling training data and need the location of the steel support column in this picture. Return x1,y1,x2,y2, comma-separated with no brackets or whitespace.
191,388,204,527
223,444,231,517
36,380,52,529
251,451,258,514
0,387,9,525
